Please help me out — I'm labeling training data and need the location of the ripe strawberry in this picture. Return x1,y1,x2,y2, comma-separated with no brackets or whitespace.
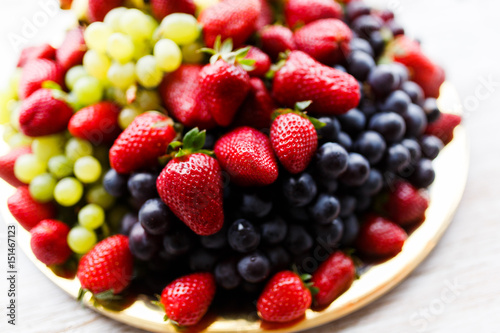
245,46,271,78
0,146,32,187
77,235,133,294
160,272,216,326
56,27,86,71
215,126,278,186
294,18,352,65
18,59,64,100
199,0,261,48
260,25,296,60
157,128,224,236
255,0,274,30
257,270,312,323
7,186,56,231
425,112,461,145
383,180,429,226
88,0,124,22
284,0,342,29
233,77,276,129
311,251,356,307
272,51,360,115
18,89,74,137
17,44,56,68
68,102,121,144
30,219,71,266
109,112,177,174
355,215,408,257
151,0,196,21
160,65,216,129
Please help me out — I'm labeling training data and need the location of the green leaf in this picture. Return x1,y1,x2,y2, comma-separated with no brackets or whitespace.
234,46,251,59
213,35,222,52
191,130,206,150
198,48,216,55
220,38,234,55
308,116,326,130
182,127,200,149
295,100,313,111
309,286,320,296
300,273,312,282
95,290,122,301
42,80,62,91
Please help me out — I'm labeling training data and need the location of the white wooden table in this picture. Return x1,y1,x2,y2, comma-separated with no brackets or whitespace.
1,0,500,332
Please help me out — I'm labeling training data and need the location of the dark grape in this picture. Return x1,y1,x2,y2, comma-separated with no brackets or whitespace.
129,223,160,261
317,116,341,143
337,108,366,135
315,142,349,179
237,252,270,283
309,194,341,225
103,169,128,197
282,173,317,207
127,172,157,201
340,215,360,246
214,258,241,290
227,219,260,253
347,51,375,81
261,217,288,245
353,131,387,164
119,213,138,236
369,112,406,142
420,135,444,160
139,198,174,235
386,143,411,172
403,104,427,137
285,225,313,255
340,153,371,186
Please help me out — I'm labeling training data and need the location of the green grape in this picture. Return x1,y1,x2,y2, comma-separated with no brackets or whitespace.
74,156,101,183
10,104,20,130
104,7,128,31
78,203,105,229
83,50,111,80
108,205,129,230
29,173,56,203
107,33,135,64
84,22,113,53
136,55,164,88
118,107,142,129
67,226,97,254
132,38,152,61
65,137,93,162
86,185,115,209
48,155,73,179
8,133,32,148
105,86,127,106
154,39,182,72
107,62,136,90
181,42,205,64
54,177,84,206
135,89,161,111
14,154,46,184
32,134,65,162
157,13,201,45
72,76,104,106
194,0,220,13
0,91,12,124
2,124,16,142
119,8,155,40
8,69,22,99
65,65,88,91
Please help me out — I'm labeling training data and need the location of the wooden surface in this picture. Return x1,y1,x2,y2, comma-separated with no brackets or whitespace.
1,0,499,332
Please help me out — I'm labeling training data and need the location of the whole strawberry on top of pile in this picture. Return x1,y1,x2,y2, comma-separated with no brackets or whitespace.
0,0,462,327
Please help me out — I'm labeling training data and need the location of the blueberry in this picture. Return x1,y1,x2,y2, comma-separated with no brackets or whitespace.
339,195,357,218
380,90,411,114
340,153,371,186
261,217,288,244
401,81,425,105
317,116,341,143
337,108,366,135
402,104,427,137
315,142,349,178
410,158,436,188
350,37,374,57
285,225,313,255
282,173,317,207
420,135,443,160
214,258,241,290
127,172,158,202
314,218,344,249
265,246,291,272
353,131,387,164
227,219,260,253
346,2,371,22
129,223,160,261
200,228,227,249
309,194,341,225
337,131,353,151
385,143,411,172
368,65,400,97
240,192,273,219
347,51,375,81
423,98,442,123
189,248,218,271
401,138,422,164
369,112,406,142
352,15,383,38
120,213,138,236
237,252,271,283
163,229,194,256
340,215,360,246
103,169,128,197
387,19,405,36
139,198,174,235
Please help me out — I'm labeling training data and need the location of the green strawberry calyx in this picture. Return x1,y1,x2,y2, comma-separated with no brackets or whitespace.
167,127,214,158
272,100,326,130
199,35,256,71
291,265,319,296
152,295,180,326
77,288,122,307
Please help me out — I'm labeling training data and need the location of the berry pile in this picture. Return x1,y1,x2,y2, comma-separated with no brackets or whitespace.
0,0,463,327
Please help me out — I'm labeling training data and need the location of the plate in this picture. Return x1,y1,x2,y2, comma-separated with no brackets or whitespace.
0,82,468,332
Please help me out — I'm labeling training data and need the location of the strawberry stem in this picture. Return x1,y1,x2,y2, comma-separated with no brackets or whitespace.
167,127,215,158
271,101,326,130
199,35,256,70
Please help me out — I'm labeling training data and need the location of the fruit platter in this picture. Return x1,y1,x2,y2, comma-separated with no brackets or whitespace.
0,0,467,332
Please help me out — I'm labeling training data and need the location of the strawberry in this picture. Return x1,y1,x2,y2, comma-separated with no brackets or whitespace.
88,0,124,22
257,270,312,323
68,101,121,145
383,180,429,226
30,219,71,266
294,18,352,65
18,89,74,137
199,0,261,48
7,186,56,231
233,77,276,129
272,51,360,115
284,0,342,29
245,46,271,78
259,25,296,61
157,128,224,236
17,44,55,68
109,112,177,174
424,112,461,145
0,146,32,187
311,251,356,307
215,126,278,186
255,0,274,30
77,235,133,294
160,272,216,326
18,59,64,100
355,215,408,257
151,0,196,21
56,27,86,71
160,65,216,129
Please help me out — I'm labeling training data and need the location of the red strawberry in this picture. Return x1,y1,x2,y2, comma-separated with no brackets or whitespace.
151,0,196,21
160,65,216,129
30,219,71,266
109,112,177,174
199,0,261,48
77,235,133,294
384,180,429,226
311,251,356,307
56,27,86,71
157,129,224,236
88,0,124,22
285,0,342,29
425,112,461,145
260,25,296,60
245,46,271,78
17,44,56,68
294,18,352,65
355,215,408,257
255,0,274,30
7,186,56,231
272,51,360,115
257,270,312,323
270,110,318,174
215,126,278,186
19,89,74,137
18,59,64,100
0,146,32,187
68,101,121,144
160,272,216,326
233,77,276,129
